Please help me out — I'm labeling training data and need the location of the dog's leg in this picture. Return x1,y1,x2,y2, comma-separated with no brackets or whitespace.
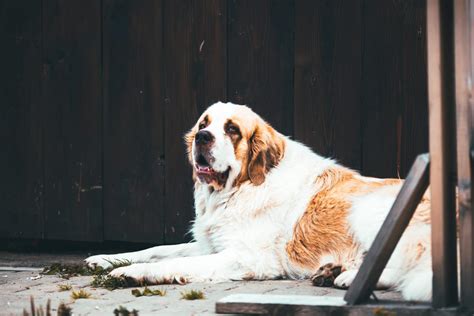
109,250,257,284
85,242,205,269
333,267,400,290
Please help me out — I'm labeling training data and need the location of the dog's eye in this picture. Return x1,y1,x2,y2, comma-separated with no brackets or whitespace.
198,122,206,130
226,124,239,134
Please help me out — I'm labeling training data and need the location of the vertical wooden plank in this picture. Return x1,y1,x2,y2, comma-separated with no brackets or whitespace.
227,0,294,136
361,0,428,178
427,0,458,307
103,0,165,243
294,0,362,170
454,0,474,309
0,1,43,239
163,0,227,244
42,0,102,241
361,0,405,178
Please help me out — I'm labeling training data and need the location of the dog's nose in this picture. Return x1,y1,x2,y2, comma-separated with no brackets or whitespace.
195,130,214,145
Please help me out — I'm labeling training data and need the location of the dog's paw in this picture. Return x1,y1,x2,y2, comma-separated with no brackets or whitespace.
110,263,188,285
333,270,357,289
311,263,344,287
85,254,115,269
110,264,150,285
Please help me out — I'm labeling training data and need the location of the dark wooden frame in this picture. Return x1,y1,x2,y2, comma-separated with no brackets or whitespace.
216,0,474,314
455,0,474,309
427,0,458,307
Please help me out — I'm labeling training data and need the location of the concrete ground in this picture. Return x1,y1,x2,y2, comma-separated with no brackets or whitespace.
0,252,402,315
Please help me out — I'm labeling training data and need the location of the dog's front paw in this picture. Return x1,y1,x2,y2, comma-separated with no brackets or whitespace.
311,263,344,287
110,264,150,285
85,254,115,269
333,270,357,289
110,263,188,285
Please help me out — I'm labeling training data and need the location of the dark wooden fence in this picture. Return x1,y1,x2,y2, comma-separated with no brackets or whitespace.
0,0,428,245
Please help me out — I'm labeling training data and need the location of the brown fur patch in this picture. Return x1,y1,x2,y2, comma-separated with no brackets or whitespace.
247,124,285,185
411,192,431,225
415,242,426,261
233,121,285,186
224,119,242,148
286,167,404,269
242,272,256,281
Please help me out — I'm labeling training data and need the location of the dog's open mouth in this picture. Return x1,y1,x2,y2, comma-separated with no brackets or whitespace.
195,154,230,185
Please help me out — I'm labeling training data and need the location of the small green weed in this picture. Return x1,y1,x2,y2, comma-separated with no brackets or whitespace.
70,289,91,299
131,286,166,297
91,274,129,290
113,305,139,316
43,259,133,290
41,263,93,279
57,284,72,291
180,289,205,300
90,259,132,290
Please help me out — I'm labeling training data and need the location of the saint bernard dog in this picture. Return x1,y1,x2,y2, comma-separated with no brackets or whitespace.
86,102,432,301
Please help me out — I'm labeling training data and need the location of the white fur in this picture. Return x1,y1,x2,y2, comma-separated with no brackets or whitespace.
86,102,433,301
347,185,433,299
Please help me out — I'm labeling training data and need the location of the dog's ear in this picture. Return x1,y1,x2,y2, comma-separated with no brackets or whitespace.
184,126,197,164
248,122,285,185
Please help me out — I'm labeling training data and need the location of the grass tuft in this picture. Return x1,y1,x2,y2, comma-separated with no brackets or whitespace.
42,260,133,290
57,284,72,291
89,259,135,290
91,274,129,290
131,286,166,297
113,305,139,316
70,289,91,299
180,289,205,300
42,263,93,279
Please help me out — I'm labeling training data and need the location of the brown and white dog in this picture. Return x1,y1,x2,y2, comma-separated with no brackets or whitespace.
86,102,432,301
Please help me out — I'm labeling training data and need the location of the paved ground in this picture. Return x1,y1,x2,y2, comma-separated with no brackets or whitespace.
0,252,402,315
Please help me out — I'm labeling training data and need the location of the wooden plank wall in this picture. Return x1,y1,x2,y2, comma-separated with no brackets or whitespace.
0,0,428,244
42,0,103,241
294,0,362,170
0,1,43,239
103,0,165,243
362,0,428,178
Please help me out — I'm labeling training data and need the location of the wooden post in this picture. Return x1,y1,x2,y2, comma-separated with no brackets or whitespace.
344,154,430,305
427,0,459,308
455,0,474,309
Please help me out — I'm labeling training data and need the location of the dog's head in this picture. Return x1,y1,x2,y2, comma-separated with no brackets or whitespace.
184,102,285,191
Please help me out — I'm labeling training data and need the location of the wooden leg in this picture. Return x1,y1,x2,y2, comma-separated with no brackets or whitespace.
427,0,459,308
344,154,430,305
455,0,474,309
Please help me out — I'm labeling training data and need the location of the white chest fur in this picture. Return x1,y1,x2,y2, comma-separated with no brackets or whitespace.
191,139,336,272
